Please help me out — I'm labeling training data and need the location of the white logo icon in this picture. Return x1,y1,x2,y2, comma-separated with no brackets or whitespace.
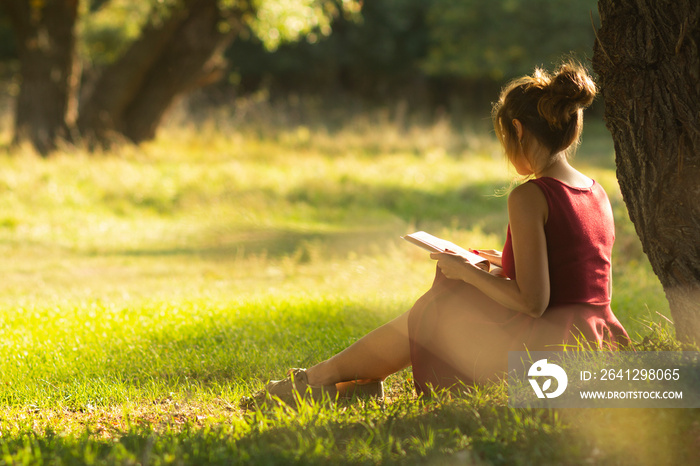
528,358,568,398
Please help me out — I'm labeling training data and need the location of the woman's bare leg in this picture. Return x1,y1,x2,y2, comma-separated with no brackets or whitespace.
305,311,411,386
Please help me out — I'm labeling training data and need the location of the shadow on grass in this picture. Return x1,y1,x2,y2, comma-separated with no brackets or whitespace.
5,401,698,465
111,227,404,260
100,179,509,261
284,179,508,229
222,402,572,465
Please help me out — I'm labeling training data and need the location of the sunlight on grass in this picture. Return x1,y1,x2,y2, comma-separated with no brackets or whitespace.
0,112,679,464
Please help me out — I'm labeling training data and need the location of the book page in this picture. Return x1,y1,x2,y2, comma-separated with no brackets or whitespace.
402,231,488,268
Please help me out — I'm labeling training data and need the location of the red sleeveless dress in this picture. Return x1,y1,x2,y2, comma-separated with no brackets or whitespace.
407,177,630,395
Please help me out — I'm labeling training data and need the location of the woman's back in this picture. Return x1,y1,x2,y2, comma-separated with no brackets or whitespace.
502,177,615,307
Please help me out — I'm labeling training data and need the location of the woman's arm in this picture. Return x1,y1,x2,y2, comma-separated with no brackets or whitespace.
431,182,550,318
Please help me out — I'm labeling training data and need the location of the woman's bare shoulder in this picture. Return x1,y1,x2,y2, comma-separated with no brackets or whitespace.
508,181,546,204
508,181,548,221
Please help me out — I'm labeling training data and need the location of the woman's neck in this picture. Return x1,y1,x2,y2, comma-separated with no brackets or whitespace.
534,153,566,177
536,156,592,188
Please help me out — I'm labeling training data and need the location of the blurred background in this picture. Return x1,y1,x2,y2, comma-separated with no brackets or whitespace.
0,0,602,148
2,1,665,325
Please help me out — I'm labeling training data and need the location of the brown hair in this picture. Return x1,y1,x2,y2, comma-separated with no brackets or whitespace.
492,61,597,167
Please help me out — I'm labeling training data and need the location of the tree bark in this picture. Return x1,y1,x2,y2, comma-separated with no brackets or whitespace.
3,0,246,152
78,0,242,145
593,0,700,344
3,0,79,155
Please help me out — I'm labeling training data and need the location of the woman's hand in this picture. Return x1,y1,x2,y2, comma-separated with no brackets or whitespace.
430,252,482,282
471,249,503,267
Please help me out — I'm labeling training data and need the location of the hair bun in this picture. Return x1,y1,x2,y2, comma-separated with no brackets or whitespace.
537,62,597,129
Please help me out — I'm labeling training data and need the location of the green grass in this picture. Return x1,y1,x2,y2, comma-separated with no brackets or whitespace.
0,110,690,465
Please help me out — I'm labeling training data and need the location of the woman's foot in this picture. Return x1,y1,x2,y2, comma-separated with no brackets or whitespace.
240,368,338,409
239,369,386,409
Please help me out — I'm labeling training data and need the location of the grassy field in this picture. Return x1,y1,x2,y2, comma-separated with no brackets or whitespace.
0,106,693,465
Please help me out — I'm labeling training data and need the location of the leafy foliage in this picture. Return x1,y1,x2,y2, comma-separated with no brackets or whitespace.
225,0,431,99
78,0,359,67
222,0,601,103
2,0,602,108
80,0,152,66
250,0,360,50
423,0,599,80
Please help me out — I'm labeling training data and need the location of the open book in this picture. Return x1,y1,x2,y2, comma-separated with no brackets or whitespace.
402,231,489,270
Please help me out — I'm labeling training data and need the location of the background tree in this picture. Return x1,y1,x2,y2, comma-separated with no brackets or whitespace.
1,0,357,154
593,0,700,344
2,0,79,155
76,0,246,146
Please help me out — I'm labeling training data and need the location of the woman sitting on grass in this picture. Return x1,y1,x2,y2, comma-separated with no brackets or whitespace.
245,61,630,405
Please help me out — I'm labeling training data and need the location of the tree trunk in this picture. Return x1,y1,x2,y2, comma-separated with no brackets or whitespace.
592,0,700,344
3,0,79,155
78,0,242,145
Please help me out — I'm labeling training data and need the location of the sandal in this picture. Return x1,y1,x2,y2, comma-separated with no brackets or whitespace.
240,368,338,409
